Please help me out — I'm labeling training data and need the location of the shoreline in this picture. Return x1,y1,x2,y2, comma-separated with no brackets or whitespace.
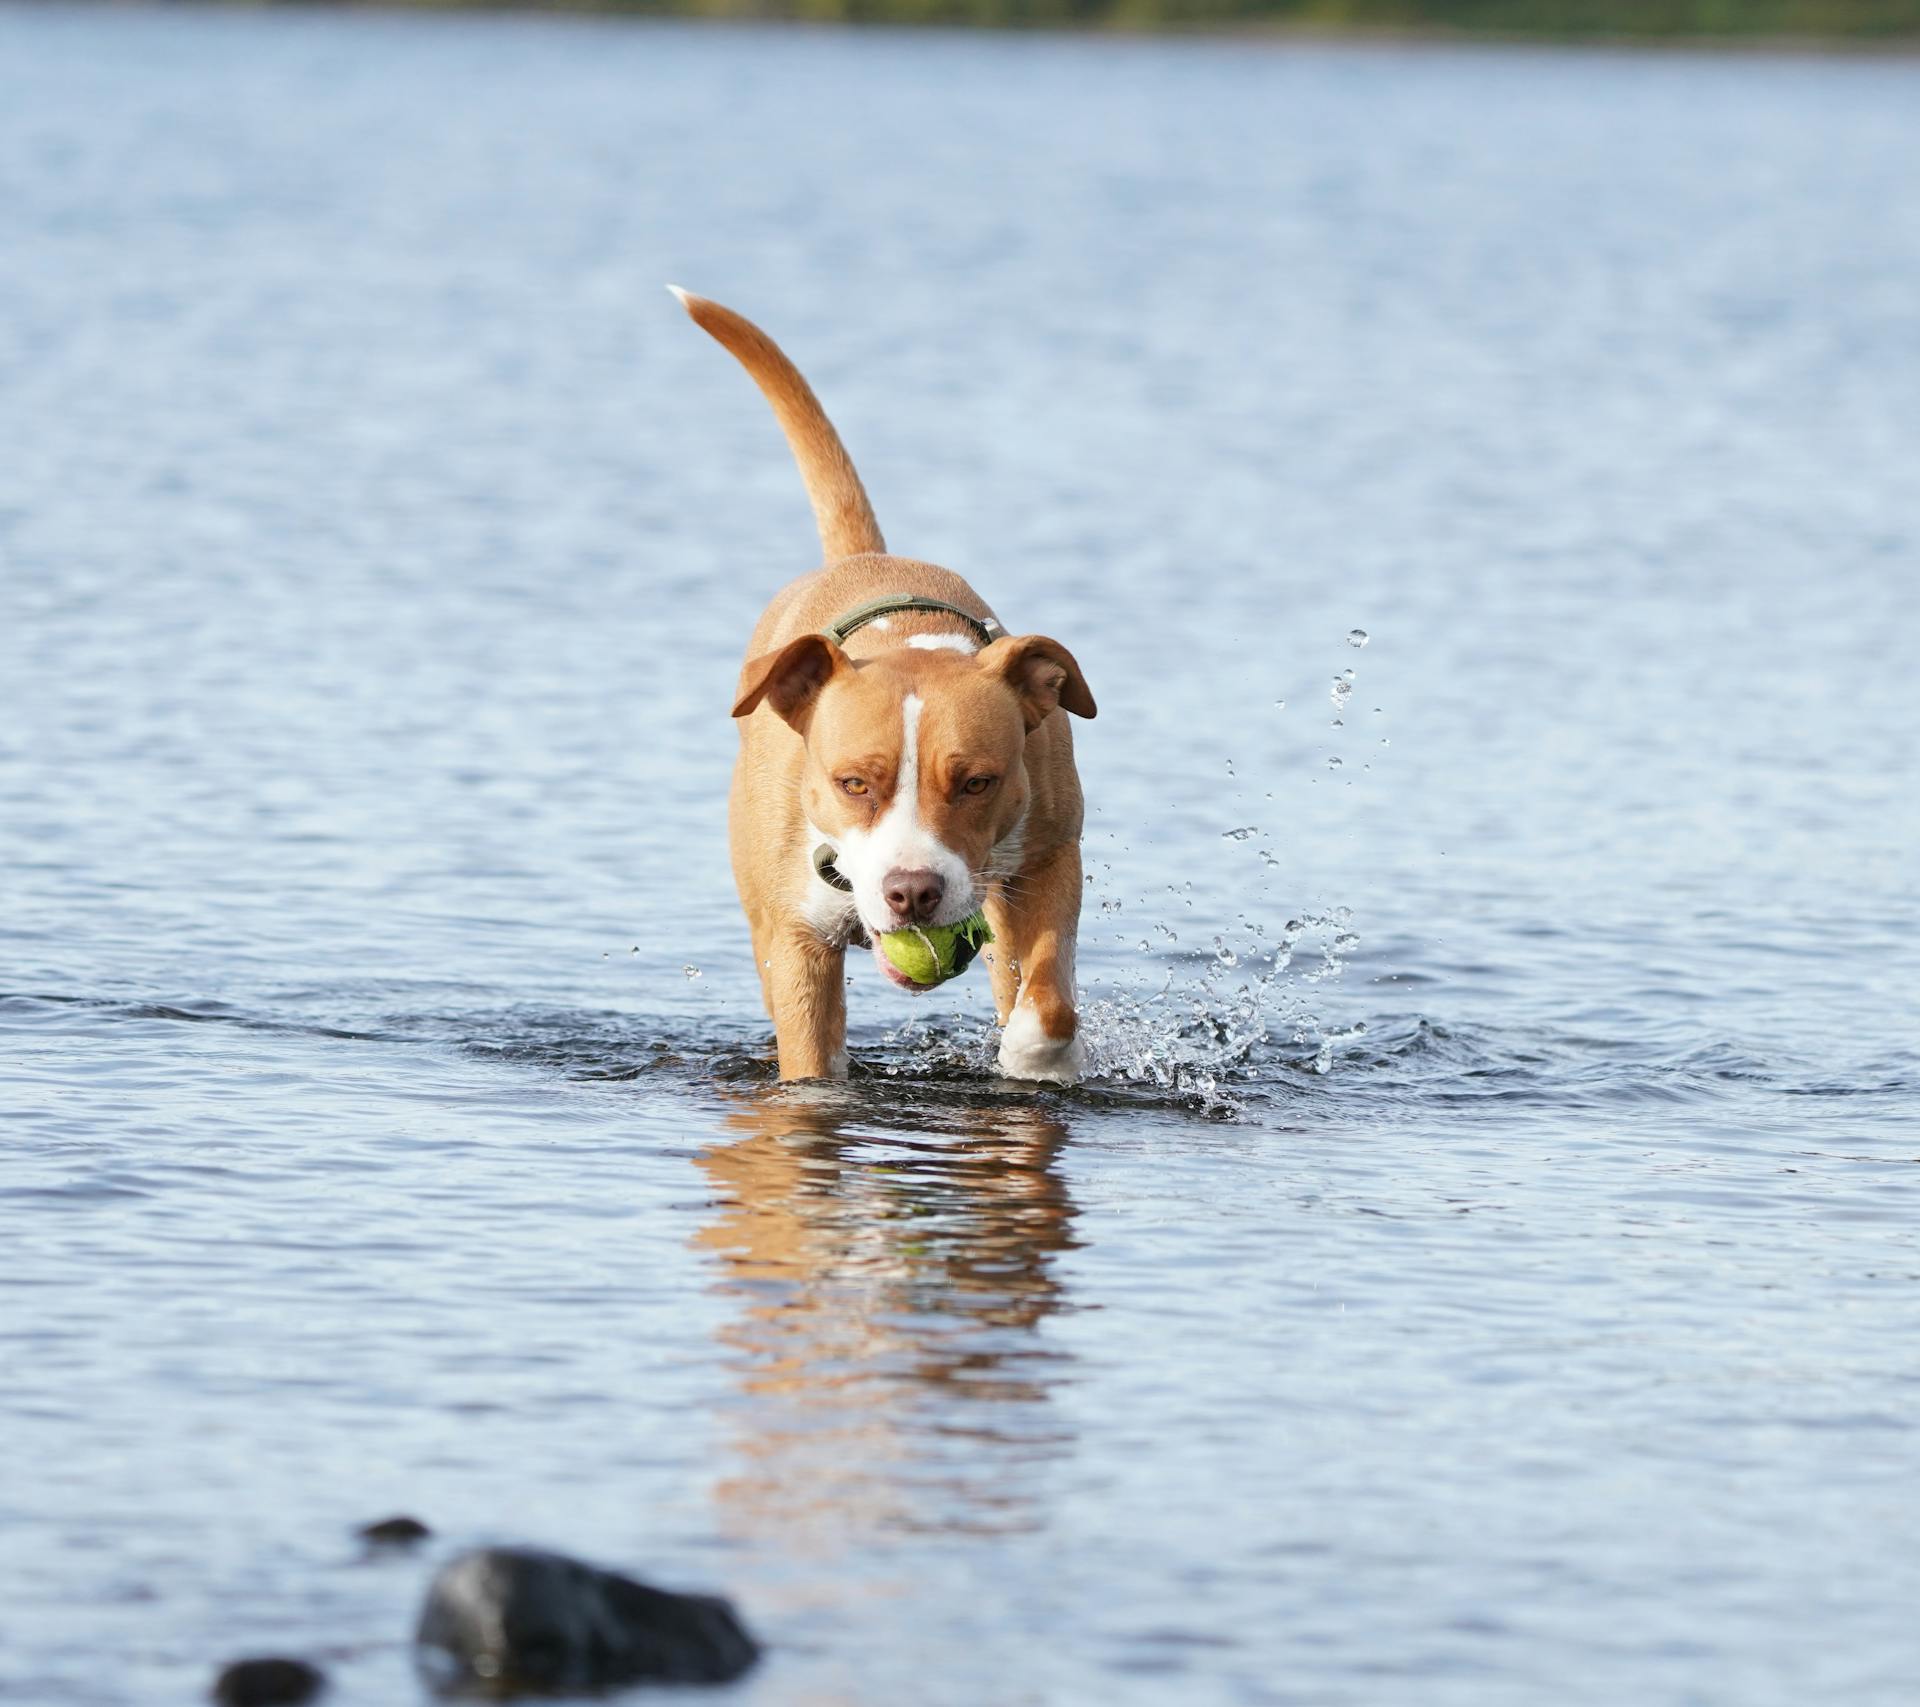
55,0,1920,51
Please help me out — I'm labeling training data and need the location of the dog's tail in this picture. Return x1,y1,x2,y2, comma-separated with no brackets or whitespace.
669,287,885,563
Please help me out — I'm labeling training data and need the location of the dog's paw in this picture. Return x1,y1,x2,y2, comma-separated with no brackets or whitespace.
997,1005,1085,1085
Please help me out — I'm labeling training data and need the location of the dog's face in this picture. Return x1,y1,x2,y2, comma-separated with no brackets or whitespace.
734,636,1094,962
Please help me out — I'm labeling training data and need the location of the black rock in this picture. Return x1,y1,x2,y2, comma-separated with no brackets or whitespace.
359,1514,433,1547
415,1547,759,1695
211,1656,325,1707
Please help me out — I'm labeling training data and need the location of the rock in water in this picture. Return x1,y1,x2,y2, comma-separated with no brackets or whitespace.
415,1548,760,1694
358,1514,432,1548
211,1657,325,1706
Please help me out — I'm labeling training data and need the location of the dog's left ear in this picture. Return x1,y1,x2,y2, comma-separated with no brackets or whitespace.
733,633,851,729
978,635,1097,731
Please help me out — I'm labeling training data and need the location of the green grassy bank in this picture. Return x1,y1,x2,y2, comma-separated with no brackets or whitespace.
372,0,1920,38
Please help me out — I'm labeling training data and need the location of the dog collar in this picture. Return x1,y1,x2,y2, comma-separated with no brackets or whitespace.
823,594,1003,649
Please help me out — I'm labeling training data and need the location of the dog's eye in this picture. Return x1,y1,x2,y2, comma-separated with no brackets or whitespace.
962,776,995,796
839,777,869,796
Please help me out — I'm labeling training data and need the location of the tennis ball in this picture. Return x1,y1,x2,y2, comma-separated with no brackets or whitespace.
878,911,994,987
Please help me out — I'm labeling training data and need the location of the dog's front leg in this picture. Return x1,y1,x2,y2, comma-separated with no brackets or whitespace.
766,927,850,1081
986,840,1085,1085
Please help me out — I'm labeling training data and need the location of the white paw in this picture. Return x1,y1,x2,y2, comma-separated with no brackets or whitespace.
997,1005,1084,1085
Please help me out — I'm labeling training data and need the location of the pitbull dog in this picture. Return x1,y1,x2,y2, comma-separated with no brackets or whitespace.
672,289,1095,1083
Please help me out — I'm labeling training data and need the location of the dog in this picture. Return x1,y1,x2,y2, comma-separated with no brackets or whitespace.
672,289,1095,1084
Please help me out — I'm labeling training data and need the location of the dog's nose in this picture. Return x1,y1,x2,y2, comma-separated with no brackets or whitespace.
882,868,945,925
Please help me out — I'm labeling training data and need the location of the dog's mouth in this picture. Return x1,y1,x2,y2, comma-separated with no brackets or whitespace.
857,923,931,991
857,897,984,949
862,892,991,994
871,941,930,992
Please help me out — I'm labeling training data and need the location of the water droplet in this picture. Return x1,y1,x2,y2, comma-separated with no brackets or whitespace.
1222,826,1258,841
1347,628,1369,648
683,965,702,979
1330,670,1354,713
1274,699,1286,710
1327,756,1344,769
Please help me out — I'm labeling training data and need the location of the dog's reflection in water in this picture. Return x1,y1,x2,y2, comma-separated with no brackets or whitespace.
694,1090,1079,1545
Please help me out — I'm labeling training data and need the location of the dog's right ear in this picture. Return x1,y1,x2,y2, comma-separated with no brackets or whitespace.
732,633,851,729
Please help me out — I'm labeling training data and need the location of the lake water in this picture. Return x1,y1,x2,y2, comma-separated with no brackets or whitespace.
4,6,1919,1702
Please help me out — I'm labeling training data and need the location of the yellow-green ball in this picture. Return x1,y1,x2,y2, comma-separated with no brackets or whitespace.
878,911,993,987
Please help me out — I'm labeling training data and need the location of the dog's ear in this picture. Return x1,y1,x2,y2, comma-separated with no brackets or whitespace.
733,633,851,728
977,635,1096,731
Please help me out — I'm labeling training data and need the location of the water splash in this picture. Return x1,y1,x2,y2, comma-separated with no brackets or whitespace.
867,896,1367,1117
874,625,1380,1112
1072,907,1364,1110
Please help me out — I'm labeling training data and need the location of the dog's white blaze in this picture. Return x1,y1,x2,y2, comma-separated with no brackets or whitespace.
832,692,974,933
905,632,977,654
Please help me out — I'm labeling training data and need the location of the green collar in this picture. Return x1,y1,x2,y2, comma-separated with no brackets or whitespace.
824,594,1003,650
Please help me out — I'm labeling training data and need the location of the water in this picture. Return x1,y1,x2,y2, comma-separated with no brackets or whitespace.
4,7,1919,1702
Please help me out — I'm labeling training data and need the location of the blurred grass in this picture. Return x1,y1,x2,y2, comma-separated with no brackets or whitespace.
387,0,1920,36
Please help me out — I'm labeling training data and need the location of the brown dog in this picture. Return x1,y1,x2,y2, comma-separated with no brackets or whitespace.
672,289,1095,1083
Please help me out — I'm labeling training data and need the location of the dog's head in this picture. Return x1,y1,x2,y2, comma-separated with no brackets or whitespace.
734,634,1095,960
